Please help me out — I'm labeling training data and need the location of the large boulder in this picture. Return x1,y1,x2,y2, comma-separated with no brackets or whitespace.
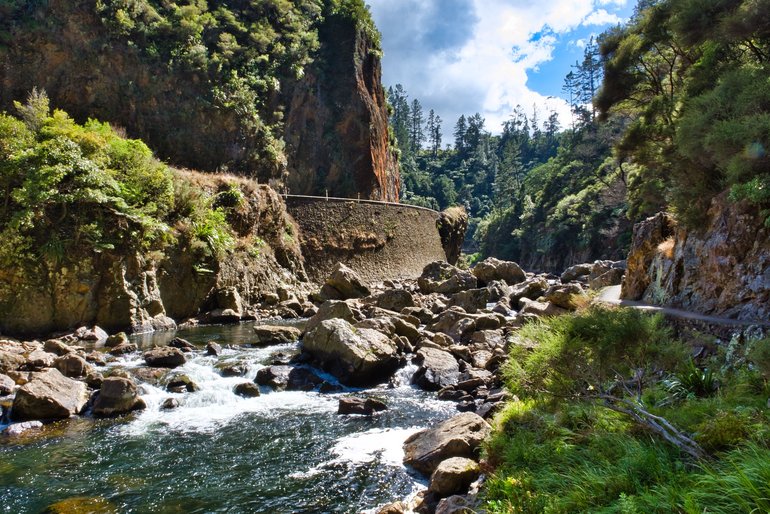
11,368,89,421
0,350,25,374
319,263,371,300
143,347,186,368
413,348,460,391
233,382,261,398
302,318,399,386
472,257,526,286
253,325,303,346
590,267,625,289
403,412,491,475
428,457,481,497
418,262,477,295
518,298,568,317
92,376,146,417
305,301,358,334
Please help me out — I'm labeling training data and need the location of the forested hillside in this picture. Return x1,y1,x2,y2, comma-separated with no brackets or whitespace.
390,0,770,272
0,0,399,200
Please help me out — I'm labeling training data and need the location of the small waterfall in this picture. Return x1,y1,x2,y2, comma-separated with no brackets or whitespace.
390,363,419,388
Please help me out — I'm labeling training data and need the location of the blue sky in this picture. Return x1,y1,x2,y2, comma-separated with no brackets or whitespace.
368,0,635,137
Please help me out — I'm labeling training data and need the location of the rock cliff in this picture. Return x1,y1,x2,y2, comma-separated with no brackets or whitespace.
0,0,398,200
622,194,770,321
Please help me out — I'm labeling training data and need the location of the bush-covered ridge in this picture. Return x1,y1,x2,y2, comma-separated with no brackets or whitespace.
484,306,770,512
0,90,239,267
0,0,383,181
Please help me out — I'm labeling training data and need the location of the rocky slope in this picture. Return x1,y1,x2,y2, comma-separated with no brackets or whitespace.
622,194,770,321
0,0,398,200
0,174,309,336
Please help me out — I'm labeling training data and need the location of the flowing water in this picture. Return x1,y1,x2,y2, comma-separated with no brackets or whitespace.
0,322,456,513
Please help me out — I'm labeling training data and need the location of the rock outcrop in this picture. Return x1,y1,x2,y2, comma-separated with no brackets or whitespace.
437,207,469,265
622,195,770,321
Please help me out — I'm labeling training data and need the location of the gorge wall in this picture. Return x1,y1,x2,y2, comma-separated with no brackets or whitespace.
0,0,398,201
622,194,770,322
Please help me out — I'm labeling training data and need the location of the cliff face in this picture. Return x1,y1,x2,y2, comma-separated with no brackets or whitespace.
283,13,400,201
622,194,770,321
0,0,398,200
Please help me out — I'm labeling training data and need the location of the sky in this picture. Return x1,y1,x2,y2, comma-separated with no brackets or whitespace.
367,0,635,141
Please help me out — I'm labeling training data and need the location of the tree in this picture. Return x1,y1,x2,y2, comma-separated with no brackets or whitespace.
453,115,467,155
409,99,425,153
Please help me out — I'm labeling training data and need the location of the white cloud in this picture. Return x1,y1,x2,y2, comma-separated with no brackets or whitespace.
368,0,629,139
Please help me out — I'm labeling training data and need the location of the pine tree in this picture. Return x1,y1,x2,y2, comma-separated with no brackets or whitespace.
453,115,467,155
410,99,425,153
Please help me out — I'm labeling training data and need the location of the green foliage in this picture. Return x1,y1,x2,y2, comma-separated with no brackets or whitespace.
0,93,235,266
598,0,770,228
507,306,681,401
748,337,770,379
659,359,718,406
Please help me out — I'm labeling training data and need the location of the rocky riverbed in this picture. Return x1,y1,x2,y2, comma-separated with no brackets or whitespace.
0,257,624,513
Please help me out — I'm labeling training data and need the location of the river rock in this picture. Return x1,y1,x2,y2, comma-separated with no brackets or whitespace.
375,502,408,514
53,354,89,378
93,376,146,417
143,347,186,368
74,325,109,342
450,289,490,314
418,261,477,295
302,318,399,386
104,332,129,349
205,341,222,356
305,301,358,333
510,276,549,303
0,350,25,374
2,420,43,437
403,412,491,475
161,397,180,410
216,362,247,377
319,263,371,300
0,373,15,395
518,298,568,317
471,257,526,285
168,337,196,353
435,495,476,514
215,287,244,316
233,382,261,398
338,396,388,415
109,342,137,356
428,457,481,497
165,374,199,393
25,350,55,370
255,365,325,391
376,289,415,312
543,283,587,310
11,368,89,421
253,325,303,346
43,339,75,356
413,347,460,391
590,267,625,289
561,263,592,282
42,496,118,514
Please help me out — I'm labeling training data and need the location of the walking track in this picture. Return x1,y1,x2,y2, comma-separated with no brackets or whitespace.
597,285,770,328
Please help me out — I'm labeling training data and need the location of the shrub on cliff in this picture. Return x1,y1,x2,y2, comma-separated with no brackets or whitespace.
0,90,233,265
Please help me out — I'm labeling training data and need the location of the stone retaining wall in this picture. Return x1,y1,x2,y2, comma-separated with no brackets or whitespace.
285,196,446,284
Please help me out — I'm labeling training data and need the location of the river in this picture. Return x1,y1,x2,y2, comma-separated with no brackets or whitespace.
0,322,456,513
